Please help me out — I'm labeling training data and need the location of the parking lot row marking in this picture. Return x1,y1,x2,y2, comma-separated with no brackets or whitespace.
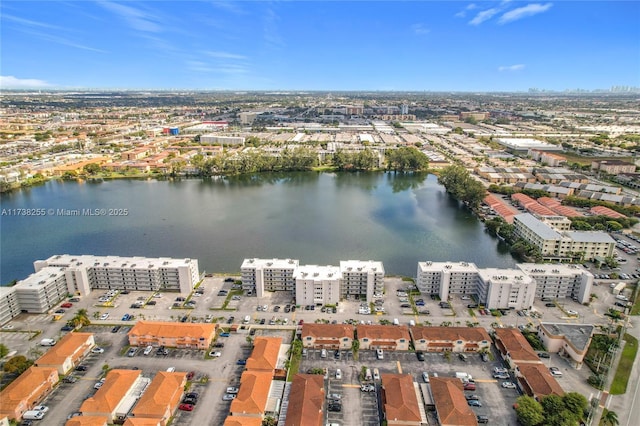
474,379,498,383
341,384,361,388
396,360,402,374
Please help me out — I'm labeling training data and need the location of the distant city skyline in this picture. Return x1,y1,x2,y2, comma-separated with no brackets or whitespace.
1,1,638,91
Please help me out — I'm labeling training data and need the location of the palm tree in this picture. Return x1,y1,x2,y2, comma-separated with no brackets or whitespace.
601,409,619,426
71,309,91,328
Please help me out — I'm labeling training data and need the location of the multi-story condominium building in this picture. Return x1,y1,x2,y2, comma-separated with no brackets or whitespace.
591,160,636,175
516,263,593,304
0,287,21,325
416,261,478,299
416,260,593,307
513,213,615,260
33,254,200,295
294,265,341,306
241,258,299,298
13,267,69,313
477,268,537,310
339,260,384,301
241,258,384,302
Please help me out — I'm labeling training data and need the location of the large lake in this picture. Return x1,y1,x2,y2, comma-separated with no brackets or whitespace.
0,172,515,284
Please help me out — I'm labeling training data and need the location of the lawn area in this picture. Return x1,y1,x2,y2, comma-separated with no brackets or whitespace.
610,333,638,395
561,152,634,166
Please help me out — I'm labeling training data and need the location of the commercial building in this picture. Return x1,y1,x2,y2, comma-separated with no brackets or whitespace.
357,325,410,351
284,374,325,426
410,327,491,353
0,366,59,421
495,138,563,153
130,371,187,425
380,374,424,425
241,258,384,302
536,323,594,369
34,332,95,375
300,323,355,350
80,369,144,422
128,321,217,349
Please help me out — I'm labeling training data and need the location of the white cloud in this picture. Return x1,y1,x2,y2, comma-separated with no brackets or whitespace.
2,14,65,31
498,64,525,71
469,8,500,25
499,3,553,24
0,76,51,88
210,1,246,15
204,51,248,60
98,1,162,33
411,24,430,35
455,3,478,18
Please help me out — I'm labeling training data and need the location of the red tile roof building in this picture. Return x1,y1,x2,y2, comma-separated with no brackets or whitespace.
410,327,491,353
284,374,325,426
493,328,541,368
300,323,355,349
380,374,423,425
128,321,217,349
357,325,411,350
430,377,478,426
0,366,59,420
516,363,564,400
246,337,282,372
35,332,95,375
130,372,187,425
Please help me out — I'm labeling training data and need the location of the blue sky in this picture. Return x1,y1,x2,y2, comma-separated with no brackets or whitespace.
1,1,638,91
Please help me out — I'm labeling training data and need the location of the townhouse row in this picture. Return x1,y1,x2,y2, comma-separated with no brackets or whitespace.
0,331,188,425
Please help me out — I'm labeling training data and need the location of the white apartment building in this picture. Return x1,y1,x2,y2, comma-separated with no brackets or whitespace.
513,213,615,260
0,287,21,325
416,260,594,308
241,259,384,302
339,260,384,302
517,263,593,304
34,255,200,295
294,265,342,306
416,261,479,299
13,267,69,313
241,258,299,298
477,268,536,310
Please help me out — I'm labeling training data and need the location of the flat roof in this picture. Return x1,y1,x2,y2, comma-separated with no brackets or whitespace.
564,231,616,243
514,213,561,240
539,323,595,351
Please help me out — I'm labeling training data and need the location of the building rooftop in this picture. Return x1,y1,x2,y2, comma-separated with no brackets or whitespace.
339,260,384,274
410,326,491,343
430,377,478,426
65,416,110,426
0,366,58,416
477,268,534,285
539,323,595,352
241,258,299,269
80,369,141,415
517,263,592,277
517,363,565,398
417,261,478,273
563,231,616,244
301,323,355,340
494,328,541,363
131,371,187,419
229,370,273,415
246,337,282,372
39,254,196,270
357,325,411,342
128,321,216,341
380,374,422,423
294,265,342,281
14,267,66,290
285,374,325,426
223,417,264,426
35,332,94,368
514,213,561,240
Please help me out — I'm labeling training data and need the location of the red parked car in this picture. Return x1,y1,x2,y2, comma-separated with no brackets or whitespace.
179,403,194,411
186,371,195,380
61,303,73,308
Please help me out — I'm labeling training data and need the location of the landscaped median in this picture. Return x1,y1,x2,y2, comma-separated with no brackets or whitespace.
610,333,638,395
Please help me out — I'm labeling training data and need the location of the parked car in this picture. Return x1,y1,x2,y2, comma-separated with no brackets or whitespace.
226,387,239,394
416,351,425,361
467,400,482,407
222,394,236,401
209,351,222,358
376,349,384,360
493,373,509,379
502,382,517,389
178,403,194,411
111,325,121,333
220,332,230,337
127,347,137,357
236,359,247,365
538,352,550,358
75,365,88,372
465,394,479,400
91,347,104,354
477,415,489,423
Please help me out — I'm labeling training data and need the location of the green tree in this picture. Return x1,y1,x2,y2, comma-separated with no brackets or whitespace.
83,163,102,175
262,416,277,426
515,396,545,426
563,392,588,419
601,409,619,426
605,221,623,232
0,343,9,358
3,355,33,374
71,308,91,328
438,165,486,209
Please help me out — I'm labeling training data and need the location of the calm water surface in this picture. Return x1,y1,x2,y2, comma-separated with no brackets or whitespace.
0,172,514,283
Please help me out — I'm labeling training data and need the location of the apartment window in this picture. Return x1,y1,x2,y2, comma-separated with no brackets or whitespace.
362,338,369,342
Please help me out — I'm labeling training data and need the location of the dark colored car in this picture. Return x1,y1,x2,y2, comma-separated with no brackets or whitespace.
477,415,489,423
545,303,556,307
214,342,225,348
61,324,74,331
75,365,88,372
538,352,551,358
416,351,425,361
185,392,199,400
182,397,198,405
328,403,342,412
236,359,247,365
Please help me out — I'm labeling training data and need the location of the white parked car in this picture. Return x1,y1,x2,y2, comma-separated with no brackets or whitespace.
143,345,154,355
422,372,430,383
566,310,578,316
209,351,222,358
33,405,49,413
502,382,517,389
99,313,109,320
91,347,104,354
376,349,384,360
335,369,342,380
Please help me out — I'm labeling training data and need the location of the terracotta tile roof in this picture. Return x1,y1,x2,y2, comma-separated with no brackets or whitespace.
229,370,273,415
517,364,564,398
65,416,110,426
494,328,541,363
223,417,264,426
301,323,355,340
0,366,58,416
123,418,163,426
246,337,282,372
36,332,94,368
357,325,410,342
80,369,141,415
128,321,216,341
131,372,187,419
285,374,325,426
430,377,478,426
380,374,422,424
410,327,491,343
